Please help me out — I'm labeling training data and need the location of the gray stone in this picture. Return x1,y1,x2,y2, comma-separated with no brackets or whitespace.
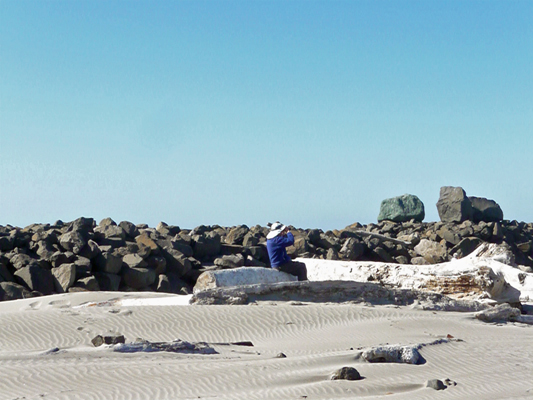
414,239,448,264
59,231,87,254
192,231,222,260
119,221,139,238
122,253,148,269
475,303,521,323
469,196,503,222
74,275,100,291
330,367,362,381
450,237,484,259
92,334,125,347
95,272,121,291
156,273,188,294
52,263,76,293
123,267,156,289
378,194,425,223
98,217,117,227
9,253,39,270
436,186,473,223
225,225,249,245
162,247,192,276
94,224,126,240
14,265,55,295
78,239,101,259
339,238,365,261
94,252,123,274
426,379,446,390
0,281,32,301
214,254,245,269
73,256,92,278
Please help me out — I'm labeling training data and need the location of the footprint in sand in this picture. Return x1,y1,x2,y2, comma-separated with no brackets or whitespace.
48,299,71,309
22,301,42,311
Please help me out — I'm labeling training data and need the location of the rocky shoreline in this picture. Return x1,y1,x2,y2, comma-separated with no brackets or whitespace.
1,186,532,302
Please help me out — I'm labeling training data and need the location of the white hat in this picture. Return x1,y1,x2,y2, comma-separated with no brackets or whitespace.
267,222,287,240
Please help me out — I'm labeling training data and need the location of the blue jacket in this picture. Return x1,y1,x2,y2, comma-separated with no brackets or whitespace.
267,232,294,268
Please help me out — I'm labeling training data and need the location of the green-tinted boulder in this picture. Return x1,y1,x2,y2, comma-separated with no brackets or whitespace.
377,194,425,223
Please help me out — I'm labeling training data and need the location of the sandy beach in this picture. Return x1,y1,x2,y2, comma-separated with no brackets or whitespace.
1,291,531,400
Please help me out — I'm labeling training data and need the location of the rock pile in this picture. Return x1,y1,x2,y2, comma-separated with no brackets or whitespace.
0,187,531,302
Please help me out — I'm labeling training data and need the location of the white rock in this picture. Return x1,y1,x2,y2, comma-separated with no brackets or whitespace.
193,267,297,293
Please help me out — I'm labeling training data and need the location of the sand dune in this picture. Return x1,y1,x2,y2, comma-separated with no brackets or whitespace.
0,292,532,400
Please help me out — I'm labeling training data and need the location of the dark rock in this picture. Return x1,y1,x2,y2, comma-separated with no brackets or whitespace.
162,247,192,276
426,379,446,390
0,234,15,251
119,221,139,238
9,253,39,270
98,217,117,227
287,231,309,258
94,224,126,240
95,272,121,291
214,254,245,268
59,231,87,254
135,234,159,254
437,226,461,246
156,273,189,294
14,265,55,295
74,275,100,291
242,231,261,247
52,263,76,293
122,253,148,269
378,194,425,223
436,186,473,223
73,257,92,278
0,258,14,282
244,255,267,267
450,237,484,259
146,255,167,275
374,247,395,263
67,217,94,234
91,334,125,347
469,196,503,222
221,244,244,255
0,281,32,301
340,238,365,261
225,225,249,245
275,352,287,358
49,251,75,268
191,232,221,259
94,252,123,274
330,367,362,381
78,239,101,259
123,267,156,289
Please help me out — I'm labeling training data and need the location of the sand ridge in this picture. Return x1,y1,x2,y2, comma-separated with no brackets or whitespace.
0,292,532,399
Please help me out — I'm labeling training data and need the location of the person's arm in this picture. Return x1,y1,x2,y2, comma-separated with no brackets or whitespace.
279,231,294,247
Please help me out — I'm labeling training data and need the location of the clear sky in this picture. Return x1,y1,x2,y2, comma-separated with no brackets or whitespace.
1,0,532,230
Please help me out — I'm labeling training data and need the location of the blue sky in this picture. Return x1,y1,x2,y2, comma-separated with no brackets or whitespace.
1,0,532,230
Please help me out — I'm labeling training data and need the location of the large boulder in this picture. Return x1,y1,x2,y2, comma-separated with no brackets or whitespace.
469,196,503,222
192,231,221,260
59,231,87,254
122,267,156,289
0,281,32,301
52,263,77,293
225,225,249,245
193,267,297,293
436,186,473,223
414,239,448,264
377,194,425,223
14,265,54,295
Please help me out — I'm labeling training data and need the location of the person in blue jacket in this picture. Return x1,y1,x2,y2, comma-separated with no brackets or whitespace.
266,222,307,281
